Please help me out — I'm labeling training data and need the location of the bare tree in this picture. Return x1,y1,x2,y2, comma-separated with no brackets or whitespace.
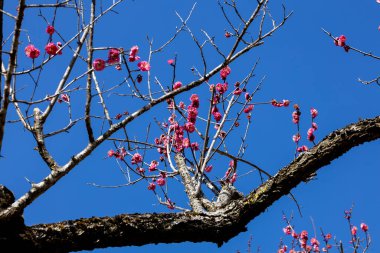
0,1,379,252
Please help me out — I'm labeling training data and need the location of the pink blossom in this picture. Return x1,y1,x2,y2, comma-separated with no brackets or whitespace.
300,230,308,240
283,225,292,235
173,81,182,90
137,61,151,71
136,74,143,83
225,32,231,38
220,65,231,80
297,145,309,152
184,122,195,133
230,173,237,183
187,106,198,117
129,45,140,62
167,59,174,65
190,94,200,108
60,94,70,103
46,25,55,35
312,122,318,130
292,134,301,143
93,59,106,71
351,226,357,236
216,83,228,94
244,105,254,113
45,42,59,55
360,223,368,232
166,199,175,210
147,182,156,191
233,88,242,95
334,35,347,47
310,108,318,118
245,93,251,101
107,48,120,64
156,177,166,186
191,142,199,151
204,165,213,173
213,112,222,122
292,111,300,124
107,150,115,157
311,238,320,246
183,138,190,148
119,147,127,158
25,44,40,59
149,160,159,172
307,127,315,142
131,153,143,164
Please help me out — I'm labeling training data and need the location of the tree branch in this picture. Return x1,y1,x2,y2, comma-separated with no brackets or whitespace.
2,116,379,252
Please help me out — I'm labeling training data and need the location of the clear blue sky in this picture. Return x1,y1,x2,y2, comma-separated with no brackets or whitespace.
2,0,379,252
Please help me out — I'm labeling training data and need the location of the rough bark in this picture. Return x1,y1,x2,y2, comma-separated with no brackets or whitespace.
1,116,379,252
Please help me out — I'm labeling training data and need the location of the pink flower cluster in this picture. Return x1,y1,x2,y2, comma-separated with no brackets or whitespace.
93,48,120,71
128,45,140,62
292,105,319,154
223,161,237,184
212,106,222,122
282,227,324,252
220,65,231,80
25,25,64,59
131,153,143,164
154,94,200,153
92,46,150,72
334,35,350,52
107,147,127,160
280,211,369,253
215,83,228,94
107,48,120,64
292,104,301,124
148,160,159,172
272,99,290,107
307,108,318,142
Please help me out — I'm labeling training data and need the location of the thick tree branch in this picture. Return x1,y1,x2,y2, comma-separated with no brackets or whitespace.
2,116,379,252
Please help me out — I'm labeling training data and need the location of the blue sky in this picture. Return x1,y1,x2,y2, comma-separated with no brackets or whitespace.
1,0,379,252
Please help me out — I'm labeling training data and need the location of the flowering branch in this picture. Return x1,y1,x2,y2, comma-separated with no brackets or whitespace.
1,116,378,251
